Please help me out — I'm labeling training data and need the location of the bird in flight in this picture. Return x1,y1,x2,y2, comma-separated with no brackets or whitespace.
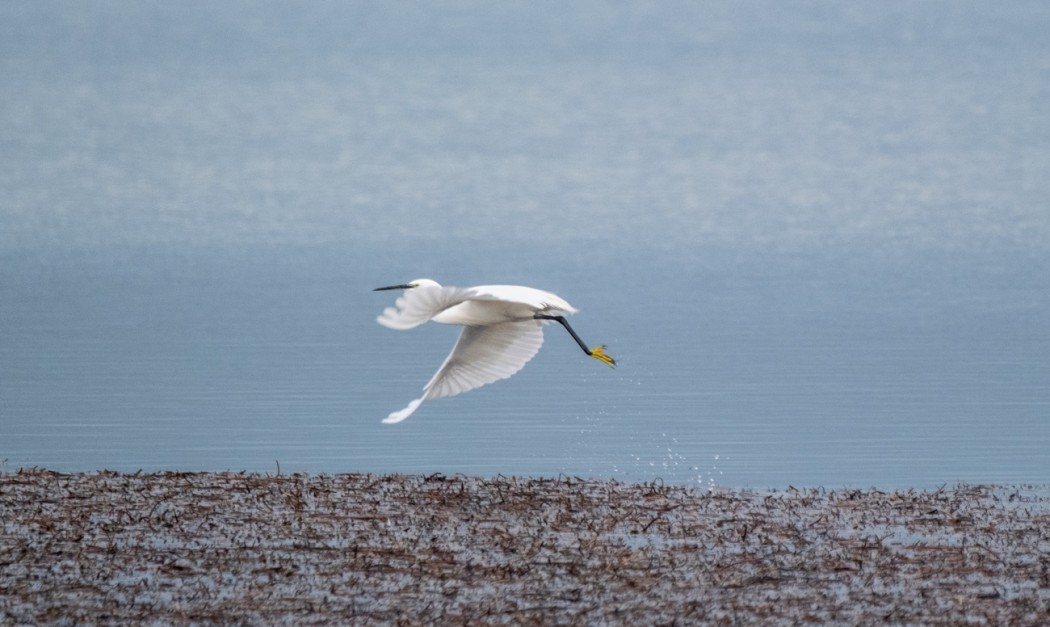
374,279,615,423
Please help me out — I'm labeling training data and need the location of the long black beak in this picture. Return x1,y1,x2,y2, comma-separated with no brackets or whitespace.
373,284,414,291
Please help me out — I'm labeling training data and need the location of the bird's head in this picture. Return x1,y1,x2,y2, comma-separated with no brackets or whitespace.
373,278,441,291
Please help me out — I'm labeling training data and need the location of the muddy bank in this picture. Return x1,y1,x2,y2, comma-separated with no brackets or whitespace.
2,470,1048,624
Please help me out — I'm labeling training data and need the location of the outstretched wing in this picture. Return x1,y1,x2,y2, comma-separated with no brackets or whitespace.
376,285,474,330
381,320,545,424
424,320,545,400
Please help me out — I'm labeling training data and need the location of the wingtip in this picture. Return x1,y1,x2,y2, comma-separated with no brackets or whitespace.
382,398,423,424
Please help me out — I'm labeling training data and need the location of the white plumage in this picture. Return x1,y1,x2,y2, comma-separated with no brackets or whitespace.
374,279,615,423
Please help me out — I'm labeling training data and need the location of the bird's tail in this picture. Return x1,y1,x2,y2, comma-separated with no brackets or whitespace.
382,398,424,424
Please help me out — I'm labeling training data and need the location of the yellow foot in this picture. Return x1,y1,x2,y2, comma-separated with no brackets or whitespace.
588,345,616,368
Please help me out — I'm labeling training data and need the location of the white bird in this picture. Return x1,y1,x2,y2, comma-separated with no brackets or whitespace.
374,279,615,424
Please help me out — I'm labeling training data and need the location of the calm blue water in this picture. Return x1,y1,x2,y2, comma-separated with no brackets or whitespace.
2,2,1049,488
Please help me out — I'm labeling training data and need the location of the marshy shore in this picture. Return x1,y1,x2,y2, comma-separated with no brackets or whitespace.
2,470,1048,624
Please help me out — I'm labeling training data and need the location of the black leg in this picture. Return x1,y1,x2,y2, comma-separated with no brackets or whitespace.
534,314,616,367
535,314,589,353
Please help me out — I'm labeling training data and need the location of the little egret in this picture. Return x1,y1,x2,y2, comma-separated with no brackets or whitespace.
374,279,615,424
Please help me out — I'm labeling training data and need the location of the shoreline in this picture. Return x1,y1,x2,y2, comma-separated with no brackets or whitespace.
3,470,1048,624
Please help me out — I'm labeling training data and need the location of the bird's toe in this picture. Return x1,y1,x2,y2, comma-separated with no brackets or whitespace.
589,345,616,368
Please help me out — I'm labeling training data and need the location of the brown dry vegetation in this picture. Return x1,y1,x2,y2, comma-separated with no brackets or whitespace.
2,470,1048,624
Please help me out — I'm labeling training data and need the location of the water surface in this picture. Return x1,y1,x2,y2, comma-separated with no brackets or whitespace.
2,2,1048,487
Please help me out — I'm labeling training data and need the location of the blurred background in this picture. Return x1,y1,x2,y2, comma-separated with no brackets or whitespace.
2,1,1048,487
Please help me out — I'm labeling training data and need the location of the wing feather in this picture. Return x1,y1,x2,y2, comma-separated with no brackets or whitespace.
423,321,545,400
376,285,474,330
